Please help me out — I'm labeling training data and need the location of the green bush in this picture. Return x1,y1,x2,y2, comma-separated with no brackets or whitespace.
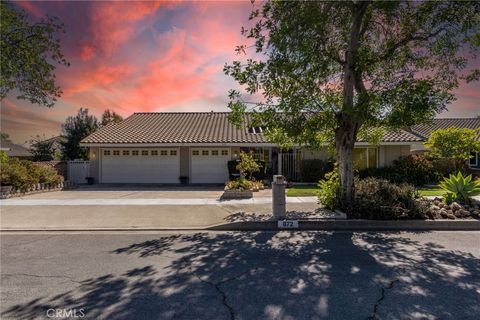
228,159,266,180
299,159,334,182
317,168,341,210
225,178,253,191
439,171,480,204
358,154,440,186
0,158,63,191
346,177,425,220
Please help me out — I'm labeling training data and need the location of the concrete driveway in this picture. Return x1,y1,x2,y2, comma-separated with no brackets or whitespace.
10,185,272,199
0,186,318,230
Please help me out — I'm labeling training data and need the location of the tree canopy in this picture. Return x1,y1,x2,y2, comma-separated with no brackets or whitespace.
60,108,98,160
225,0,480,205
426,127,480,162
101,109,123,126
0,1,69,107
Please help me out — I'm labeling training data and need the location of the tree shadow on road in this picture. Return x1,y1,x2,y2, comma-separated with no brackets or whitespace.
2,232,479,320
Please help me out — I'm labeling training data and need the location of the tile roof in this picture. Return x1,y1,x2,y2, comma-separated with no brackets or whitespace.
407,118,480,140
0,140,31,157
81,112,264,144
81,112,478,145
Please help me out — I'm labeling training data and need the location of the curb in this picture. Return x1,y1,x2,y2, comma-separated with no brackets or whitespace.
1,220,479,232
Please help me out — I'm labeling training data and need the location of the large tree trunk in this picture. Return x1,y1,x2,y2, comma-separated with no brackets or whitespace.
335,115,360,209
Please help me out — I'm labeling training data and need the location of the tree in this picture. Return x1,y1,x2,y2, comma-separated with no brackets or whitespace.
0,1,69,107
61,108,98,160
0,132,10,141
101,109,123,126
236,151,260,180
225,1,480,208
29,135,55,161
425,128,480,172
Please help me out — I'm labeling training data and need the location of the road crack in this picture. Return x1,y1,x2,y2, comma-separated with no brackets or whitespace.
194,269,253,320
367,279,400,320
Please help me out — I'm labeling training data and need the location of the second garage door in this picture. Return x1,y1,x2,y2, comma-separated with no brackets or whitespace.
101,148,179,183
191,148,230,184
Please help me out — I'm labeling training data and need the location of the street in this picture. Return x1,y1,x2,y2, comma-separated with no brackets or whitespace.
1,231,479,320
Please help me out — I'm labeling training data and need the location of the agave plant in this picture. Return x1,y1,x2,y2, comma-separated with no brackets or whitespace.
439,172,480,204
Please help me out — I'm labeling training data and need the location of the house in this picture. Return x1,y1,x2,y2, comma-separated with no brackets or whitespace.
80,112,479,184
408,118,480,170
0,139,32,159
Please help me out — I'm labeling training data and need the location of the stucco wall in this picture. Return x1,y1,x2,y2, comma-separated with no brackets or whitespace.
378,145,411,166
88,147,100,183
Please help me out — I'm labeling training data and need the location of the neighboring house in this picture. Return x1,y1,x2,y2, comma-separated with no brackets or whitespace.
408,118,480,170
0,140,32,159
80,112,424,184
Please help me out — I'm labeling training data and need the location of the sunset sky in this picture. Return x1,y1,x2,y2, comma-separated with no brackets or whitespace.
1,1,479,144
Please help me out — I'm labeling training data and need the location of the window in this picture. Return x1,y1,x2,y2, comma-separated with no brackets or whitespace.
132,150,139,156
211,150,219,156
122,150,130,156
192,150,199,156
113,150,120,156
160,150,168,156
221,149,229,156
103,150,111,156
353,148,377,170
202,150,209,156
142,150,149,156
151,150,158,156
170,150,177,156
470,152,478,167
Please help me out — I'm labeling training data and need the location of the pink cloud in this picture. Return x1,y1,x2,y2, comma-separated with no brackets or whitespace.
15,1,44,18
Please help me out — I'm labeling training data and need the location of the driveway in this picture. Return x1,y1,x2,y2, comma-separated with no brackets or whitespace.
10,185,272,199
0,186,318,230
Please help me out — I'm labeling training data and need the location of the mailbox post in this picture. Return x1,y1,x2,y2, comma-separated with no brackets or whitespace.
272,175,286,219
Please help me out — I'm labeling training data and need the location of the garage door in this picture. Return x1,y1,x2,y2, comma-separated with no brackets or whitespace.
191,148,230,184
101,149,179,183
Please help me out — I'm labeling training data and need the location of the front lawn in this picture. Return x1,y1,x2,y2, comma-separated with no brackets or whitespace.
287,184,443,197
286,185,318,197
417,186,443,197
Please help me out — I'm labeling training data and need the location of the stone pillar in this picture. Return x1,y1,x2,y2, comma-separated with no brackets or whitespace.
272,175,286,219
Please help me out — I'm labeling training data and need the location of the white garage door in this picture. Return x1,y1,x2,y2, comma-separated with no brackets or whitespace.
101,149,179,183
191,148,230,184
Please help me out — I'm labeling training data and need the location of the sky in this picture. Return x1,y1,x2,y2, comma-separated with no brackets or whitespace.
1,0,479,145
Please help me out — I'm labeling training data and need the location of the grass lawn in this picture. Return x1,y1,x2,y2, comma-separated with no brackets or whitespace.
417,186,443,197
287,184,443,197
286,185,319,197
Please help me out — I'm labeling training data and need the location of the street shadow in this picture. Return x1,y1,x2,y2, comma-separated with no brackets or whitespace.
224,208,337,222
2,232,479,319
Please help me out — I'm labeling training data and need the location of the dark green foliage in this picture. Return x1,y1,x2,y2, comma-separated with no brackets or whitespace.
29,136,55,161
358,155,440,186
299,159,334,183
0,2,69,107
60,108,98,160
0,157,62,191
317,168,341,210
101,109,123,126
346,178,426,220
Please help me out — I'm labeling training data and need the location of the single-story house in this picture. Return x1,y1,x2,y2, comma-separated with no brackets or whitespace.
80,112,480,184
0,139,32,159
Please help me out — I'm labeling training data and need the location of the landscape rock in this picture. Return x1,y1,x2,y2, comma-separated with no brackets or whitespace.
450,202,462,212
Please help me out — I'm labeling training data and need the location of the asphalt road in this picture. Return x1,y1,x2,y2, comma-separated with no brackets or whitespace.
1,231,479,320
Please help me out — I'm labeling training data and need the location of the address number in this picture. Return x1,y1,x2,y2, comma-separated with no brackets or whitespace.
278,220,299,229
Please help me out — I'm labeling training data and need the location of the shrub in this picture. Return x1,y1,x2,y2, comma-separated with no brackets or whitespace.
347,177,425,220
228,159,266,180
317,168,341,210
0,158,63,191
358,154,440,186
299,159,334,182
439,171,480,204
225,178,253,191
